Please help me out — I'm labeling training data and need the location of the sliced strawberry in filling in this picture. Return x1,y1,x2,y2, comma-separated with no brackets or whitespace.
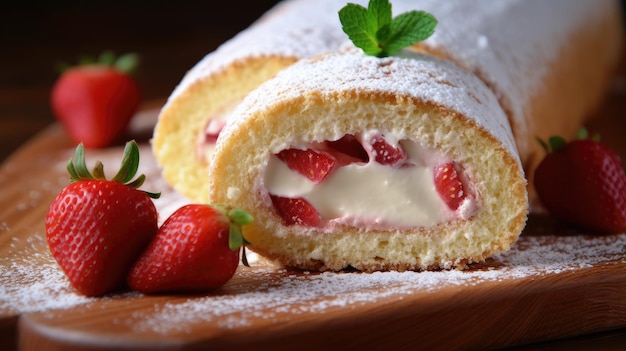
204,119,227,144
268,134,473,228
270,195,321,227
369,135,407,166
276,148,335,183
324,134,369,162
434,162,467,211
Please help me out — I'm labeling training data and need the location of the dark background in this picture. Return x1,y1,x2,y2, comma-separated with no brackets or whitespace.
0,0,282,161
1,1,625,163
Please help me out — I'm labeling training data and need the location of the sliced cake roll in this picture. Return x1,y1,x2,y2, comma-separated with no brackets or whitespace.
207,49,528,271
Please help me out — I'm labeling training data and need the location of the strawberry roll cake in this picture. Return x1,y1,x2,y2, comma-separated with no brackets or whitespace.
207,49,528,271
153,0,622,206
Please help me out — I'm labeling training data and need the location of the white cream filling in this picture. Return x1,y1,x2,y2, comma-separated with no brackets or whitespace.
265,138,476,228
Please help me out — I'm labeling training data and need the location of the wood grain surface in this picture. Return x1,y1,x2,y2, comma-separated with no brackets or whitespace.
1,88,626,350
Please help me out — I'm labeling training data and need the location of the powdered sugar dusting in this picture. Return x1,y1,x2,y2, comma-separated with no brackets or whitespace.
220,47,519,166
1,122,624,335
130,231,626,334
165,0,613,161
0,234,93,314
418,0,618,157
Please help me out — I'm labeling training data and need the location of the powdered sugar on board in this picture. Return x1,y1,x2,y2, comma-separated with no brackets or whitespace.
0,233,93,314
1,129,624,334
127,231,626,334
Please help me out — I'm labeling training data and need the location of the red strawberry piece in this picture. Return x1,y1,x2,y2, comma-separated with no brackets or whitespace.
51,52,141,148
128,204,253,293
369,135,407,166
204,119,227,144
324,134,369,162
535,134,626,233
276,148,335,183
434,162,466,211
270,195,321,227
45,141,160,297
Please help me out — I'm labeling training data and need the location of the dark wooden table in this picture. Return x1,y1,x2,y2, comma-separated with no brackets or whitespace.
1,1,626,350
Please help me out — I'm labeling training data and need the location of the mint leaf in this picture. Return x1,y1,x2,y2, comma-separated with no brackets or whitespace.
384,11,438,56
339,0,438,57
339,3,382,56
368,0,392,33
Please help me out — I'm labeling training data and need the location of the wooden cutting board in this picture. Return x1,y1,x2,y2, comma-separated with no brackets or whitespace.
1,104,626,351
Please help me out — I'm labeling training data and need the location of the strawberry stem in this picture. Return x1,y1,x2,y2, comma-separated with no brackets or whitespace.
66,141,161,199
538,128,602,154
241,247,250,267
98,51,116,66
114,53,140,74
536,136,550,153
92,161,106,180
222,206,254,267
67,143,94,180
56,51,139,75
112,141,140,183
228,208,254,226
577,127,601,142
548,136,566,152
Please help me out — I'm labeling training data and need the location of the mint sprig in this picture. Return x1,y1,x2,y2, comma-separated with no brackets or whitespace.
339,0,438,58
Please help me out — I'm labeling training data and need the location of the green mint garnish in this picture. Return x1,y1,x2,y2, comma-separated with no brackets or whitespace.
339,0,438,58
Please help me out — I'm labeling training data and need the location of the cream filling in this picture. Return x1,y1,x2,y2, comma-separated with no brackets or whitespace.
264,138,477,228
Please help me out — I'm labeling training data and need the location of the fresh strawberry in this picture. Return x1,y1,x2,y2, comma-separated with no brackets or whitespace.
270,195,321,227
276,148,335,183
45,141,160,296
434,162,466,211
128,204,253,293
324,134,369,162
51,52,141,148
534,132,626,233
368,134,407,166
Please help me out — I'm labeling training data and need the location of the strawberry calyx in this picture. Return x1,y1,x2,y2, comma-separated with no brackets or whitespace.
58,51,139,75
536,128,600,153
536,135,566,153
66,140,161,199
214,204,254,267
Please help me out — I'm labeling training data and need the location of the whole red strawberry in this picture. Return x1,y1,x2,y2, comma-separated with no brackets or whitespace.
51,52,141,148
534,131,626,233
46,141,160,296
128,204,253,294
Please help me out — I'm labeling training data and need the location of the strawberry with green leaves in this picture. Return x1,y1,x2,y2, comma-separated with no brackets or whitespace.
535,130,626,233
51,52,141,148
46,141,160,297
128,204,253,294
